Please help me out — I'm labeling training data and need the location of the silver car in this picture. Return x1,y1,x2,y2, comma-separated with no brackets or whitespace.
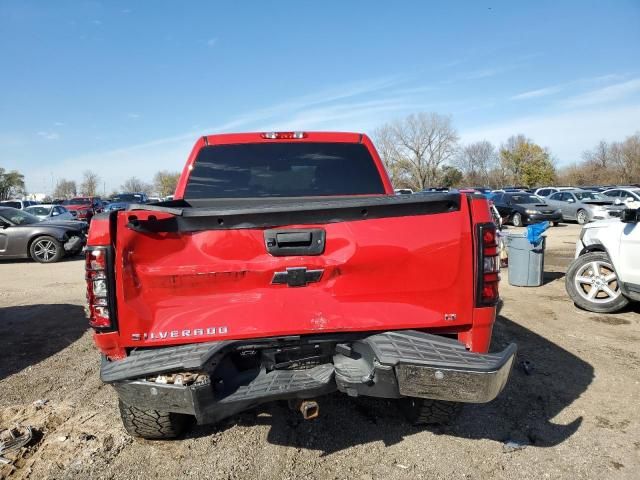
545,189,618,224
24,204,75,222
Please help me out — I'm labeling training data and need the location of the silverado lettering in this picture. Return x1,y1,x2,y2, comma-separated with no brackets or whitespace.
86,131,516,439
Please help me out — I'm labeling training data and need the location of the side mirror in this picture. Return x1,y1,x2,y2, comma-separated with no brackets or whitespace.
614,198,622,205
626,197,635,203
567,198,575,203
52,211,59,216
621,209,639,223
0,221,9,229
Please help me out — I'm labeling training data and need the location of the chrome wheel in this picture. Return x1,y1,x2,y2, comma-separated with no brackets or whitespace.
512,213,522,227
33,239,58,262
574,260,621,304
577,209,588,225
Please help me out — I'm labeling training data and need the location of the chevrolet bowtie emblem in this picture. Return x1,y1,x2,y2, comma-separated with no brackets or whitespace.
271,267,324,287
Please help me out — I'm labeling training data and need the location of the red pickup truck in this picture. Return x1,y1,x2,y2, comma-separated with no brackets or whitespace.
86,131,516,439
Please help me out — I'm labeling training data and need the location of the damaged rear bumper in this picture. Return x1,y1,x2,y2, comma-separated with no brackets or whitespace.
104,331,516,424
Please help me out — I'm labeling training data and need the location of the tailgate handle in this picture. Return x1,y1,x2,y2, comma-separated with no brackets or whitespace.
276,232,312,246
264,229,325,256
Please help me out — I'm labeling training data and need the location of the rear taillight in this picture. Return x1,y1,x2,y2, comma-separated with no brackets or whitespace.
476,223,500,306
260,131,307,139
85,247,112,329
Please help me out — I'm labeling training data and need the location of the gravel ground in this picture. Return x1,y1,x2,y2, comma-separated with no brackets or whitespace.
0,223,638,479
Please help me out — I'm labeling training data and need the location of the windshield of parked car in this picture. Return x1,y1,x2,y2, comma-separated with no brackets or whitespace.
64,198,90,205
0,208,40,225
0,201,21,208
184,142,386,198
25,206,52,216
574,192,603,201
111,194,144,203
509,194,543,204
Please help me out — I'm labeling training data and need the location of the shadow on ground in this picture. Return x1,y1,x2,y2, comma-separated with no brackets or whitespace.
190,314,594,454
0,304,87,381
543,270,565,285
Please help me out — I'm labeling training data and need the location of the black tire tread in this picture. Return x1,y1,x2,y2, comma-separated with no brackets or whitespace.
118,400,187,439
400,398,462,425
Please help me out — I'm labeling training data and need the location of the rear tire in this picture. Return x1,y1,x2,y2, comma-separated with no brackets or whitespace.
118,400,189,439
511,212,523,227
399,397,462,425
29,236,63,263
552,221,560,227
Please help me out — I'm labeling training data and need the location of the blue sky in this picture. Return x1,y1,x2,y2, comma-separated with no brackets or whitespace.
1,0,639,194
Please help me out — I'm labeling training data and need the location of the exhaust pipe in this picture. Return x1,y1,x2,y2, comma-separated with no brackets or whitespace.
299,400,319,420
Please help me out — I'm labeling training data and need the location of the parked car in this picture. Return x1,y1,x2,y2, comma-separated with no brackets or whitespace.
533,186,575,197
566,209,640,313
63,197,103,222
86,131,516,439
24,204,75,222
581,186,607,192
0,207,87,263
492,192,562,226
103,192,149,211
602,187,640,209
544,189,619,224
0,199,38,209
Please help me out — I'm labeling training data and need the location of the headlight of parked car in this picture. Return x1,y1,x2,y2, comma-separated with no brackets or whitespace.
525,209,540,215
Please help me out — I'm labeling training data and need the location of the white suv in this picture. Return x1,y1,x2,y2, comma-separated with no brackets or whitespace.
565,209,640,313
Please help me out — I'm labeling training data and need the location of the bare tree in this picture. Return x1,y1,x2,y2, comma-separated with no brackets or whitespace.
374,113,459,190
153,171,181,198
582,140,609,169
455,140,497,186
53,179,77,199
121,177,152,194
80,170,100,196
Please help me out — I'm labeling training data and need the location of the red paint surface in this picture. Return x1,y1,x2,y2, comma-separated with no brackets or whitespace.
90,133,498,357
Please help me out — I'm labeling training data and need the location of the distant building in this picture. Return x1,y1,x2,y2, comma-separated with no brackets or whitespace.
24,193,48,202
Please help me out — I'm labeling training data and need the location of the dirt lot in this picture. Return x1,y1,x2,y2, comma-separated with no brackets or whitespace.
1,223,638,480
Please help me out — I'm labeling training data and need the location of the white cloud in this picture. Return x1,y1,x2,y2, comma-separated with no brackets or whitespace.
462,104,640,163
37,131,60,140
127,112,141,119
53,121,65,127
207,38,217,47
563,78,640,108
511,84,565,100
41,76,405,191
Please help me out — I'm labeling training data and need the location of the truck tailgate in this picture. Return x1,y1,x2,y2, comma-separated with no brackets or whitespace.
113,196,475,347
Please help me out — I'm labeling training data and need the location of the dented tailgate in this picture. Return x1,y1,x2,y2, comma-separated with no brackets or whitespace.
113,196,475,348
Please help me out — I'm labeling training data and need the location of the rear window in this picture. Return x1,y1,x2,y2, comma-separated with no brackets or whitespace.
0,201,21,208
184,142,385,199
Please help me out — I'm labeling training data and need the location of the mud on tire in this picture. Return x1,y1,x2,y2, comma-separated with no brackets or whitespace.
399,397,462,425
118,400,189,439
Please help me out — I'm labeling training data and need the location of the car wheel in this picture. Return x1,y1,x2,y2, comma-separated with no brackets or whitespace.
576,209,588,225
565,252,629,313
29,236,63,263
511,212,523,227
552,221,560,227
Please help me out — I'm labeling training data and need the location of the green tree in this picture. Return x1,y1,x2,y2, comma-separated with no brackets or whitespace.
439,165,463,187
153,170,181,197
0,168,25,200
499,135,556,186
